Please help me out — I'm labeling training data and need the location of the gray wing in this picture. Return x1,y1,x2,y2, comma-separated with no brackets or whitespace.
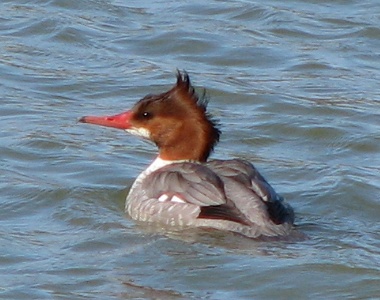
141,162,251,225
207,159,294,225
143,162,226,206
207,159,281,201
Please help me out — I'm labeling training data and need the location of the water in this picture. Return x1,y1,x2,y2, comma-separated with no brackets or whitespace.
1,0,380,298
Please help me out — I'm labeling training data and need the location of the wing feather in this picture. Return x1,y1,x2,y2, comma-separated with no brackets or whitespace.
142,162,227,206
139,160,293,227
207,159,294,224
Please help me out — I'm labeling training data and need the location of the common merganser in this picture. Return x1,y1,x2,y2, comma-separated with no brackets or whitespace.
79,71,294,238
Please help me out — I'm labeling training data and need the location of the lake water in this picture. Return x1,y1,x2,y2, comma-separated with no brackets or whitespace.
1,0,380,299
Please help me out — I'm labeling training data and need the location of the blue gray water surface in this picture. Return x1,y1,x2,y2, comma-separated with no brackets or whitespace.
1,0,380,299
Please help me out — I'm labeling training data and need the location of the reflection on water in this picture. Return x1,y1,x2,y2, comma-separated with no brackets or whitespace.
1,0,380,298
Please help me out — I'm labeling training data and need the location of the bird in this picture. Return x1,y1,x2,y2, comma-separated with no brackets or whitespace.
79,71,294,238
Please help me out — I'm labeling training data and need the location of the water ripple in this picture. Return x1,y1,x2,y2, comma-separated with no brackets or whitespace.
1,0,380,298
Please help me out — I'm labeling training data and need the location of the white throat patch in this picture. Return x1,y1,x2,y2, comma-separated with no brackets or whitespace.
125,127,151,139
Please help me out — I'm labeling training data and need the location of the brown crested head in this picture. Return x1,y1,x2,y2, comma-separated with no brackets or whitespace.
128,71,221,162
79,71,221,162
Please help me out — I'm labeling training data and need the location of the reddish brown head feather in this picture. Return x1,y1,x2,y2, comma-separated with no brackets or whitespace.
79,71,220,162
128,71,221,161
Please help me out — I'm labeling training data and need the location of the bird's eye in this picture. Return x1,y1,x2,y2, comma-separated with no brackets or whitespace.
142,111,152,119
